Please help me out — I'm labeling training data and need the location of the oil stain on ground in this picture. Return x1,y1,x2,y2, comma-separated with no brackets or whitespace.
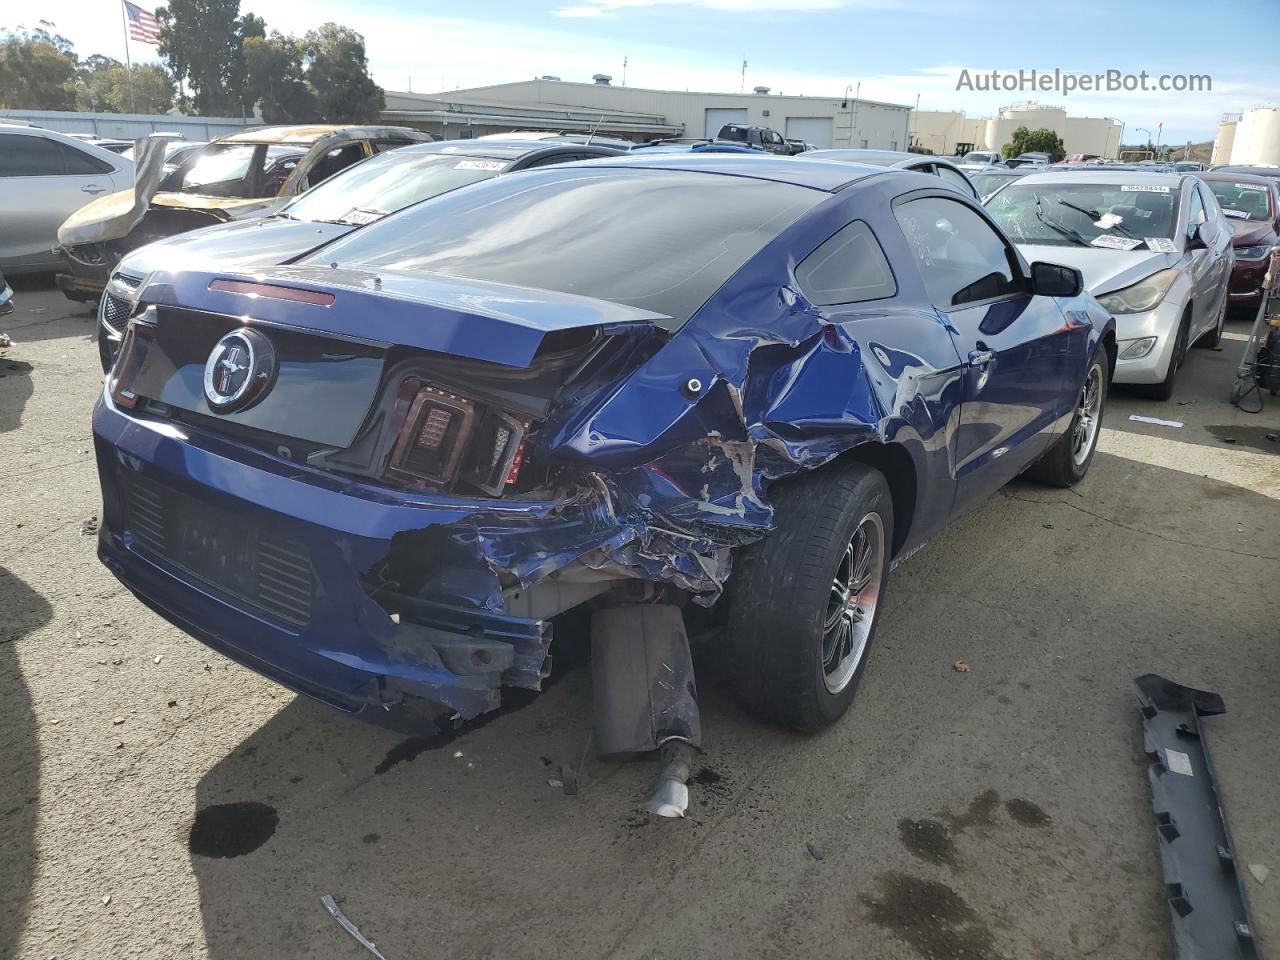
1004,798,1052,827
898,818,960,867
188,802,279,858
861,872,1000,960
938,789,1001,833
1205,424,1280,454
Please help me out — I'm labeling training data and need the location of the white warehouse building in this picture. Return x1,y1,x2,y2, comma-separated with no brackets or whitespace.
383,76,912,149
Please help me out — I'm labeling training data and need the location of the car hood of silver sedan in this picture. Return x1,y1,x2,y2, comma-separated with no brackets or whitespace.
1013,243,1183,297
116,216,355,279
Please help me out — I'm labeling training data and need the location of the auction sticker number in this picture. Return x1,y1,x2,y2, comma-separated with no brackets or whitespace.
1091,235,1143,250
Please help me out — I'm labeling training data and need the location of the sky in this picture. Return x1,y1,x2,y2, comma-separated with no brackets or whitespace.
16,0,1280,143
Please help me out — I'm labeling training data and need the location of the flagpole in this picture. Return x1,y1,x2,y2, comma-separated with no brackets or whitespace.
119,1,136,113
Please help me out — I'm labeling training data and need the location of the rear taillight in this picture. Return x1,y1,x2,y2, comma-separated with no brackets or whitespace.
386,380,530,495
387,384,476,487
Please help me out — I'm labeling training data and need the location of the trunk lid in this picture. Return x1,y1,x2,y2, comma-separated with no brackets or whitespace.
117,267,664,448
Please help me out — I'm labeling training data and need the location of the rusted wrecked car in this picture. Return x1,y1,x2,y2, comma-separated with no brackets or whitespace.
95,154,1114,814
56,124,432,302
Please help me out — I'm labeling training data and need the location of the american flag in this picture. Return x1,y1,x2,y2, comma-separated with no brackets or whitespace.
123,0,160,44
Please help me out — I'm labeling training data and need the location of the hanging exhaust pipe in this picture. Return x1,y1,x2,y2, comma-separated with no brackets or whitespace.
590,603,702,818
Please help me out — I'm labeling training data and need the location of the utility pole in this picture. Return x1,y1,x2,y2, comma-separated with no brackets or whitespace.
622,56,627,86
740,59,747,94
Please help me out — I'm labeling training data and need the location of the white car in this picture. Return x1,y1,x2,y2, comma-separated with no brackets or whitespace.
986,171,1234,399
0,125,135,274
954,150,1003,172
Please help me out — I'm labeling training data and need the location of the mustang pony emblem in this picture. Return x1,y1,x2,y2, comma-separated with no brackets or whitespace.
202,328,277,412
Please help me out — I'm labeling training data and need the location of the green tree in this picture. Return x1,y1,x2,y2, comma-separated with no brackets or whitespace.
1002,126,1066,162
76,53,121,111
0,25,78,109
243,31,315,122
303,23,383,122
155,0,257,115
76,56,174,114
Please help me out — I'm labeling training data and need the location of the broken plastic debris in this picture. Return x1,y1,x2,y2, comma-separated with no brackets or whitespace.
452,750,464,759
546,779,564,789
952,660,970,673
111,717,125,725
100,895,111,906
153,655,163,664
1250,864,1270,885
1128,415,1183,428
320,895,388,960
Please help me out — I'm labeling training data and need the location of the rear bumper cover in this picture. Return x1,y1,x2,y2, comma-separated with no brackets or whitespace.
93,393,637,728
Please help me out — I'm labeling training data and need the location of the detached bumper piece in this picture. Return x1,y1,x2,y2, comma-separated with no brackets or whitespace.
1134,674,1258,960
591,604,702,817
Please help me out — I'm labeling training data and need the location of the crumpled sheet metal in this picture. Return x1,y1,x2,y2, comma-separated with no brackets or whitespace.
380,275,940,610
58,136,168,246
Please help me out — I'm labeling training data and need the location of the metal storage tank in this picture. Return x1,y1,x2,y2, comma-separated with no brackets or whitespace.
1212,117,1238,166
1231,106,1280,166
985,102,1066,155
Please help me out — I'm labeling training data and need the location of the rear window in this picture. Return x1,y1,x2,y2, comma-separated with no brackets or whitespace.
307,168,823,328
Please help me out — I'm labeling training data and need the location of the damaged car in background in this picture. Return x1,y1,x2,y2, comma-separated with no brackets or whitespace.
56,123,432,302
94,154,1115,814
96,138,624,371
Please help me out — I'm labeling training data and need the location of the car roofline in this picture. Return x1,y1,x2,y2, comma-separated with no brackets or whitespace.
554,154,897,192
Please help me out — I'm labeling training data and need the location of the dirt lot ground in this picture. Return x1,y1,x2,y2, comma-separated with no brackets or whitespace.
2,276,1278,960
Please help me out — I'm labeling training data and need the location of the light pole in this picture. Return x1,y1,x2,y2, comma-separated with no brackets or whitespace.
1135,127,1152,157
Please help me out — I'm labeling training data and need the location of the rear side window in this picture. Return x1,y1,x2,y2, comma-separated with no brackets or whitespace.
310,168,823,329
0,134,112,177
895,196,1019,307
795,220,896,305
935,165,977,199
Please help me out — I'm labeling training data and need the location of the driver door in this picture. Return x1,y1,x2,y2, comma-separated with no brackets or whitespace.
894,194,1072,514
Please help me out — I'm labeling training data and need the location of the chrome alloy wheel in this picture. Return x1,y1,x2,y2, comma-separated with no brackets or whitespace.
822,512,885,694
1071,365,1103,467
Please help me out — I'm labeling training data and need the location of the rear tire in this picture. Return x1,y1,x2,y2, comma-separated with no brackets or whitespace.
727,461,894,731
1027,351,1108,487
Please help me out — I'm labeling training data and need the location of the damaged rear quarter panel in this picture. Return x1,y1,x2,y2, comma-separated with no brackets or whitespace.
541,176,966,571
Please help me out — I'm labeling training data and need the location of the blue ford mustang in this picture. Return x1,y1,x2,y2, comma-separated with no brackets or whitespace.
95,154,1114,748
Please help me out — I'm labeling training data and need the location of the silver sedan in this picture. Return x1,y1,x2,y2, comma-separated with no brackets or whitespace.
0,125,134,274
986,170,1234,400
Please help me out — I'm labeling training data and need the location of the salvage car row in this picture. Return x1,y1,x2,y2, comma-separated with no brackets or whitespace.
13,117,1260,813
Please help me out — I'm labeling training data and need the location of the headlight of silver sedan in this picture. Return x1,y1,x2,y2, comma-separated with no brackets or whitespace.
1095,268,1178,315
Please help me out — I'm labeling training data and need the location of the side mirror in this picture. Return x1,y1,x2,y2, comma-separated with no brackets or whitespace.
1030,261,1083,298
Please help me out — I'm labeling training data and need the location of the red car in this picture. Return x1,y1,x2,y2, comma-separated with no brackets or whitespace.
1198,171,1279,318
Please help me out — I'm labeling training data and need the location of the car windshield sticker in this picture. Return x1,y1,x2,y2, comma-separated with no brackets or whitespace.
341,208,385,226
1144,237,1177,252
1235,183,1265,191
1120,185,1171,193
1094,213,1124,229
1221,209,1249,219
455,159,506,171
1091,235,1143,250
